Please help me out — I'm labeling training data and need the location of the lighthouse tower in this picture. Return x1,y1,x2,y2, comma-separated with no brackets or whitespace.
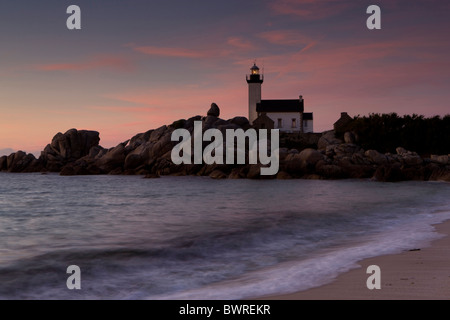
246,63,264,124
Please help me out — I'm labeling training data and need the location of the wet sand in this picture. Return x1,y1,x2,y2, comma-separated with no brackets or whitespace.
263,220,450,300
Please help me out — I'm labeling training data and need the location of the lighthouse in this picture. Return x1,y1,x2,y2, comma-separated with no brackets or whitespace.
247,62,314,133
246,63,264,124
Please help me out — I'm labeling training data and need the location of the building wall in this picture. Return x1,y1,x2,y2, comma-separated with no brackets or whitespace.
264,112,313,133
248,83,261,124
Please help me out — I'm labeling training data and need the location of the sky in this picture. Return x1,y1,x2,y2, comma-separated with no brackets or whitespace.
1,0,449,156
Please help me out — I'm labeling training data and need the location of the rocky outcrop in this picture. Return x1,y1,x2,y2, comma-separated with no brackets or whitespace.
41,129,100,172
1,104,449,182
0,150,43,173
6,151,42,173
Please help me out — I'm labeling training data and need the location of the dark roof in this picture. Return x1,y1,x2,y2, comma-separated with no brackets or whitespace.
256,99,304,113
333,112,353,128
303,112,313,120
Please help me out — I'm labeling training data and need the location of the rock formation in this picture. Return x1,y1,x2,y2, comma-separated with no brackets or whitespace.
1,103,449,182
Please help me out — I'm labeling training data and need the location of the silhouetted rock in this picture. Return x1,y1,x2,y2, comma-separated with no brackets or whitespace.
40,129,100,172
0,156,6,171
207,103,220,117
8,152,29,172
96,142,127,173
3,102,448,182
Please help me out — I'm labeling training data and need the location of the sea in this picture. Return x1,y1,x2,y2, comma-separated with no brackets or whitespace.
0,173,449,300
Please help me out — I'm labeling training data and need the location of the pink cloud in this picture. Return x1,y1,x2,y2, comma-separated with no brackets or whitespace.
36,55,134,72
226,37,256,51
132,45,207,58
258,30,313,46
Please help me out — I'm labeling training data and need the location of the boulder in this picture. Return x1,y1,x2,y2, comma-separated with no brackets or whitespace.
209,170,227,179
88,146,105,158
283,148,324,175
351,152,371,165
150,131,175,160
401,154,423,166
7,152,37,173
95,142,127,173
127,129,153,151
149,126,168,142
431,155,449,165
7,151,24,169
344,132,356,144
365,150,388,165
207,103,220,117
393,148,422,166
318,131,343,150
298,148,324,167
40,129,100,171
124,153,145,170
396,147,408,155
331,144,361,158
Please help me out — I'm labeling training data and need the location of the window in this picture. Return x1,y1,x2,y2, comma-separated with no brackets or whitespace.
277,118,282,128
304,120,308,128
291,118,297,128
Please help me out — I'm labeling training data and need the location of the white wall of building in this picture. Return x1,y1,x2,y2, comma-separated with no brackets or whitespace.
248,83,261,124
265,112,313,133
303,119,314,133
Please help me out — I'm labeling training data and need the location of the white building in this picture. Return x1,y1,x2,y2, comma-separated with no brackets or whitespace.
246,63,313,133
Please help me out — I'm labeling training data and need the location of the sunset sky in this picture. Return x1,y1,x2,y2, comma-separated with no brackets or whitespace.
1,0,449,156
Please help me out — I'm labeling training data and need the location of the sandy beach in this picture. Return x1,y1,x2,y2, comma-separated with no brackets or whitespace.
263,219,450,300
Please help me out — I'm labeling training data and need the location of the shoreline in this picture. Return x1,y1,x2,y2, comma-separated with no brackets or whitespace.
260,219,450,300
